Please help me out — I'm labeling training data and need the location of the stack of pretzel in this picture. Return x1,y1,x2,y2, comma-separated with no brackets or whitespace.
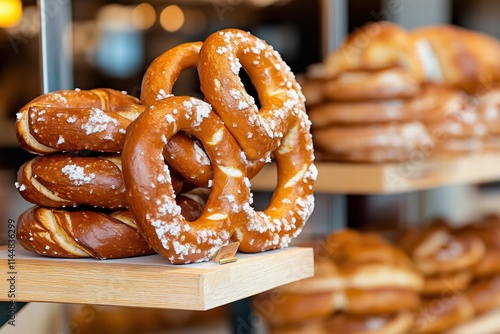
398,217,500,333
301,21,500,162
476,86,500,152
13,29,317,264
398,220,485,333
14,89,158,259
254,229,423,334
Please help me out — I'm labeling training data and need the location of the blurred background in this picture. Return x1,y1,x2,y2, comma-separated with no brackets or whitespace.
1,0,500,333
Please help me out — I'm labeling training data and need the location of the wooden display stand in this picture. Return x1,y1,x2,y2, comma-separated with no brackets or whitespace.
251,154,500,194
0,246,313,310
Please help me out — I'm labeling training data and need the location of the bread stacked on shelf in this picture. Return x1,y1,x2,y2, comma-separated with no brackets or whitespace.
13,28,317,264
302,21,500,163
417,84,487,157
306,67,432,163
398,217,500,333
398,220,485,333
476,86,500,152
68,304,230,334
254,229,423,334
14,89,157,259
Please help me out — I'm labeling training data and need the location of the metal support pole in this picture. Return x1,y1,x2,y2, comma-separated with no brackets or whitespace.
38,0,74,93
321,0,348,60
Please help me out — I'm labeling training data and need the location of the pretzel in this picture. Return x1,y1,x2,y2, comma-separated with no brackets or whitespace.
308,98,425,128
140,41,265,187
140,41,203,106
421,270,473,297
198,28,306,161
323,68,420,102
465,276,500,315
16,88,144,154
412,295,475,334
232,110,316,253
269,312,414,334
16,190,206,260
16,153,128,209
122,96,252,264
412,234,485,276
16,206,155,259
312,122,432,163
122,96,315,263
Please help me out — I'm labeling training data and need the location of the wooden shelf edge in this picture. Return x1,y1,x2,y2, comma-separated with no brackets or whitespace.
0,246,313,311
250,153,500,195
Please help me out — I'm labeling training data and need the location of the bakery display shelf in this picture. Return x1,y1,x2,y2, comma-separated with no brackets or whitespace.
0,246,313,310
251,153,500,195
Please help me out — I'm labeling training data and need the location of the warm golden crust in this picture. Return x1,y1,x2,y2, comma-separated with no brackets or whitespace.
15,88,143,154
413,235,485,276
454,216,500,277
198,28,306,161
140,40,266,188
232,113,317,253
308,98,424,128
140,41,203,106
270,312,414,334
16,154,128,209
412,25,500,92
312,121,432,160
476,87,500,136
342,288,421,315
254,291,338,327
16,206,155,259
122,96,316,263
122,97,249,264
421,271,473,297
412,295,475,334
465,276,500,315
322,22,500,91
323,21,423,80
322,69,420,101
420,85,487,139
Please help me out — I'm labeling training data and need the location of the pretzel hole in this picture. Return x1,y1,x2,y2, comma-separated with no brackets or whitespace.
171,67,203,99
250,162,277,211
240,69,262,109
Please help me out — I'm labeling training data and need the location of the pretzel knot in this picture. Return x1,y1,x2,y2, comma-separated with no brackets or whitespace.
122,96,249,264
140,41,265,187
198,29,306,162
122,96,317,264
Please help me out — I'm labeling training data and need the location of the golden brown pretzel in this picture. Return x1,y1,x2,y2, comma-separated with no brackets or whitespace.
232,110,316,253
412,295,475,334
323,68,420,101
270,312,414,334
123,96,315,263
16,153,128,209
140,42,203,106
16,153,185,209
16,191,206,260
16,88,144,154
198,28,306,161
312,122,432,163
140,41,265,187
308,98,424,128
122,96,251,264
16,206,155,259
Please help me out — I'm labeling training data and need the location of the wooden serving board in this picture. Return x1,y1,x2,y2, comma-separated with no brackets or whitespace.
251,154,500,194
0,246,313,310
